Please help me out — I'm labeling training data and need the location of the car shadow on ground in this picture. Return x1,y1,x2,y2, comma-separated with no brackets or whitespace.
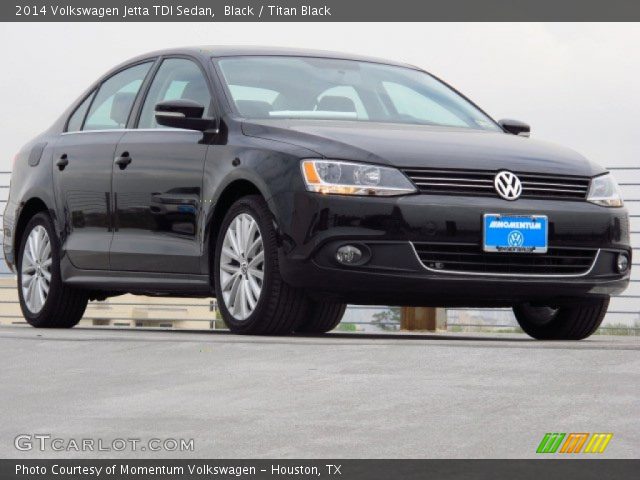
318,331,532,342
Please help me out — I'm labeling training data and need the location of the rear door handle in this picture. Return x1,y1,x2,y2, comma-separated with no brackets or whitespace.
56,154,69,171
114,152,132,170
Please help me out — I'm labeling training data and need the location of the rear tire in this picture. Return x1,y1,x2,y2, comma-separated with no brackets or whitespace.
17,212,88,328
296,300,346,334
513,297,609,340
214,195,309,335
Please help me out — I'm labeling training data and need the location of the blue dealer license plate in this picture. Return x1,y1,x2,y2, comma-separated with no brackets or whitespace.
483,214,548,253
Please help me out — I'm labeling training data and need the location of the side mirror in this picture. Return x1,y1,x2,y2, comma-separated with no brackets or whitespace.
498,119,530,137
155,99,215,132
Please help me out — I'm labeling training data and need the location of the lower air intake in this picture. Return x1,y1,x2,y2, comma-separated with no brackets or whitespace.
413,242,598,276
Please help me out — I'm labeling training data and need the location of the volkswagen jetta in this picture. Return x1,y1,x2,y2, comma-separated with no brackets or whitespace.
3,47,631,339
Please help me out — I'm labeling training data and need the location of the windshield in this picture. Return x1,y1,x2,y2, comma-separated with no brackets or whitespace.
215,56,500,131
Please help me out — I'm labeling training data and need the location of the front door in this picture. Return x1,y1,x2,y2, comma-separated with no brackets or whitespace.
109,58,212,273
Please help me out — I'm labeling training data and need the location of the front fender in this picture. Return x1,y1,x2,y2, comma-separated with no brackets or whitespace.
200,134,314,276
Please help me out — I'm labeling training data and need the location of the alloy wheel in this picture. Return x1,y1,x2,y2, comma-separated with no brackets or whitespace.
219,213,265,320
21,225,52,314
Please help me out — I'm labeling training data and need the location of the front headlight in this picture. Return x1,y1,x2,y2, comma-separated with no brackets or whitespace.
587,173,624,207
301,160,416,196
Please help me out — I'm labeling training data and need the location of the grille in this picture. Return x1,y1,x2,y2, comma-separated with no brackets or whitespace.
402,168,591,200
413,242,598,276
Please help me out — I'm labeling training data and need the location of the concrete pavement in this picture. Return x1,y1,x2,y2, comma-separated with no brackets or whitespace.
0,326,638,458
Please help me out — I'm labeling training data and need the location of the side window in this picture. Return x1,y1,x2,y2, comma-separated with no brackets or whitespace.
83,62,152,131
138,58,212,129
66,91,95,132
382,81,467,127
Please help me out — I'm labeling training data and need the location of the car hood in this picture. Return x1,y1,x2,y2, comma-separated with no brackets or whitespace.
242,119,604,177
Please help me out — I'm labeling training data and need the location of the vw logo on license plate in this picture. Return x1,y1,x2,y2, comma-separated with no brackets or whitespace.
508,230,524,247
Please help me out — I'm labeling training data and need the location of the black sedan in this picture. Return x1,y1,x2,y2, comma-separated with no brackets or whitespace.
3,47,631,339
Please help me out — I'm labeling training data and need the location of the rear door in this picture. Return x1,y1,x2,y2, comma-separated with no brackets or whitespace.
52,62,153,269
109,57,212,273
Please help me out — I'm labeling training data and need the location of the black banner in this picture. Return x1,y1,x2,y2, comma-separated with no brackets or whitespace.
2,459,640,479
4,0,640,22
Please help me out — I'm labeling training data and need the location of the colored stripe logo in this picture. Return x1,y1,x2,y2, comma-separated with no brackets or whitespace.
537,433,612,454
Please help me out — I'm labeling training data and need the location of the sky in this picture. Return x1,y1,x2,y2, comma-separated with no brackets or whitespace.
0,22,638,171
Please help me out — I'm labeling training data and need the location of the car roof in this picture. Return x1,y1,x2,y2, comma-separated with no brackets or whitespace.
119,46,420,70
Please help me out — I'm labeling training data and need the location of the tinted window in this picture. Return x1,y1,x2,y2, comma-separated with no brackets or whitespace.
67,91,95,132
84,62,152,131
138,58,211,129
382,82,467,127
317,86,368,119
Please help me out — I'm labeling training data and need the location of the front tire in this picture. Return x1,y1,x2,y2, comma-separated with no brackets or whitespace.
214,195,309,335
296,300,346,334
17,212,88,328
513,297,609,340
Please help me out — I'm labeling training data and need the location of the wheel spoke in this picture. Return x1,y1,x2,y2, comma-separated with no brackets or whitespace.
30,279,39,311
232,276,243,316
40,238,51,262
234,217,244,255
240,280,249,318
34,282,43,311
27,234,37,265
222,246,241,263
34,229,41,259
248,268,263,281
237,216,245,253
245,220,256,252
23,249,35,269
227,222,242,255
37,279,46,306
37,227,47,259
22,262,36,274
248,251,264,269
41,276,50,294
27,279,37,311
247,275,261,301
244,280,256,310
220,262,239,274
246,237,261,259
221,271,239,290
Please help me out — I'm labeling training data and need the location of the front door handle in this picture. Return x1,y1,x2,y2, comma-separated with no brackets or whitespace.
56,154,69,171
114,152,132,170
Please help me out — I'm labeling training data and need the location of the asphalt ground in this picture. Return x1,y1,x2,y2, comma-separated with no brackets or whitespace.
0,326,638,459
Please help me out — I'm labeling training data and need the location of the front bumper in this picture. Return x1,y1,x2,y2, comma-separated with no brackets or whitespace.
272,191,631,307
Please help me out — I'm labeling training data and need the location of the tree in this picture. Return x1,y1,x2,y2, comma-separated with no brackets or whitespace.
371,307,401,331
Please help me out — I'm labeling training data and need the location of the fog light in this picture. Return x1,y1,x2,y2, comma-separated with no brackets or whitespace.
616,253,629,273
336,245,363,265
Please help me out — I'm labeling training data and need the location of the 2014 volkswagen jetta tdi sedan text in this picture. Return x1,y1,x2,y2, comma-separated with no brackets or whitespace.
3,47,631,339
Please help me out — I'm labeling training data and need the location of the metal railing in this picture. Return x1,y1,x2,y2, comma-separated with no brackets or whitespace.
1,167,638,334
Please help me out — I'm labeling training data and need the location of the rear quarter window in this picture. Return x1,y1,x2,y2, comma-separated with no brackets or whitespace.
66,92,95,132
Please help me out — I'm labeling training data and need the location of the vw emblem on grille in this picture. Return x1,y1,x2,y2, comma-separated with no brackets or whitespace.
494,171,522,200
508,230,524,247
